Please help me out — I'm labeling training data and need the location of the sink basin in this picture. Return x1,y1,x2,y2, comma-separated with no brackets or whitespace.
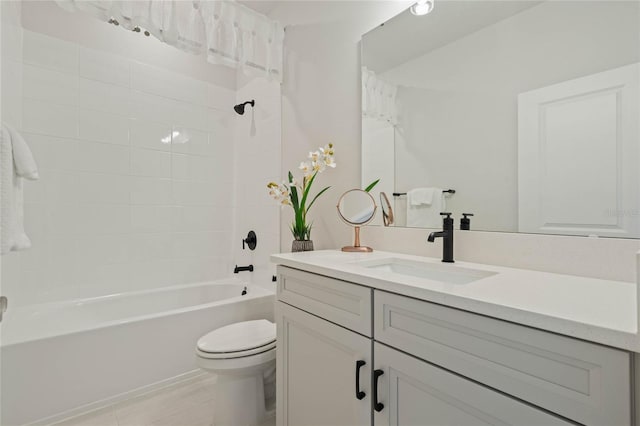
356,258,497,284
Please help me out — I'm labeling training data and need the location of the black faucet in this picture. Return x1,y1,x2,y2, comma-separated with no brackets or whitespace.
427,212,454,263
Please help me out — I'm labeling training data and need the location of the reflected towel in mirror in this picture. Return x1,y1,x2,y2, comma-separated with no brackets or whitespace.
407,188,444,228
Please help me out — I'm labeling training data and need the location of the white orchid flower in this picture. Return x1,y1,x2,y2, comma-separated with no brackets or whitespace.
320,143,334,157
323,155,336,168
299,161,313,178
312,160,326,174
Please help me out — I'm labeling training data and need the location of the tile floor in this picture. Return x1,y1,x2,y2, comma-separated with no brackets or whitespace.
52,374,276,426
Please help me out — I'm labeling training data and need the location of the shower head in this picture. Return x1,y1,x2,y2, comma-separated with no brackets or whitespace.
234,100,255,115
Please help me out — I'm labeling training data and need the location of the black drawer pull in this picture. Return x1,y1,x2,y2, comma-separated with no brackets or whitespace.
355,360,366,400
374,369,384,412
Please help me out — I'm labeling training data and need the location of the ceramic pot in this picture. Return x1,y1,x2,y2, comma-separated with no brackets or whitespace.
291,240,314,252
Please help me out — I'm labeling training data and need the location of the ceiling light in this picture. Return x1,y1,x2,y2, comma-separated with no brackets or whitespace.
410,0,434,16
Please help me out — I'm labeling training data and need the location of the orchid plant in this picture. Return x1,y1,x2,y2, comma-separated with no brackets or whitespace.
267,144,336,241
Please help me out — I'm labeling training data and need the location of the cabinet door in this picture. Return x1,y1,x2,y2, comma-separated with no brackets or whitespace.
276,301,371,426
373,343,572,426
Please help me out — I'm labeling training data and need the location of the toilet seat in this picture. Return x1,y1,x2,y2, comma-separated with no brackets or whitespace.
197,319,276,360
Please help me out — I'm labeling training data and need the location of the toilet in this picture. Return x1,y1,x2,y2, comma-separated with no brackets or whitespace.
196,319,276,426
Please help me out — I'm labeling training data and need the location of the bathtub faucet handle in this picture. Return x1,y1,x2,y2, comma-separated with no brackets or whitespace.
242,231,257,251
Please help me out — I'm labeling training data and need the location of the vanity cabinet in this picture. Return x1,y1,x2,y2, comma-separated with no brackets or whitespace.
275,266,633,426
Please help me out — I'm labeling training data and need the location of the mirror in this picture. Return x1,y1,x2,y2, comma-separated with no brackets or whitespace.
337,189,377,252
361,1,640,238
380,192,394,226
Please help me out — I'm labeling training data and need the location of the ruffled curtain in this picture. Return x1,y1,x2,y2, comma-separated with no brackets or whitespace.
55,0,284,82
362,67,398,125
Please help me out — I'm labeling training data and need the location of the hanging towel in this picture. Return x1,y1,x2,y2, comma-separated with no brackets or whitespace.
407,187,435,206
406,188,445,228
1,124,39,255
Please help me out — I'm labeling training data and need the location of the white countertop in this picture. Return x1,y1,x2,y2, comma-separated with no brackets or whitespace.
271,250,639,352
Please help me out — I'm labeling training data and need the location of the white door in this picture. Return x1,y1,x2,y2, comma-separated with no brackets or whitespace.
373,343,573,426
518,63,639,237
276,302,371,426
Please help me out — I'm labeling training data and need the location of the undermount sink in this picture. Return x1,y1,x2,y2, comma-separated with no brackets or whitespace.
356,258,497,285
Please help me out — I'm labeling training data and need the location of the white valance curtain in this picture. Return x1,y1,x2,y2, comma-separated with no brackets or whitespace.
55,0,285,82
362,66,398,125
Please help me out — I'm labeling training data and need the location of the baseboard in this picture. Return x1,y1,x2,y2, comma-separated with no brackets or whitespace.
29,370,207,426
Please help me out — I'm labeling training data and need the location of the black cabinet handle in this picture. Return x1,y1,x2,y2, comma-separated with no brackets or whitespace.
373,369,384,412
355,360,366,400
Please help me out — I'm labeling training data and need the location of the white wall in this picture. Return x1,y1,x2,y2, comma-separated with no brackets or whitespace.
1,1,281,306
271,1,411,250
385,1,640,232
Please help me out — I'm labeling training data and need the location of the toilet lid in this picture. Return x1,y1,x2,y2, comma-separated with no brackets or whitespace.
197,320,276,354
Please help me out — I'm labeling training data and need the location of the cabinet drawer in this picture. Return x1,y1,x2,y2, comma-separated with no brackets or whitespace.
374,291,631,426
278,266,372,336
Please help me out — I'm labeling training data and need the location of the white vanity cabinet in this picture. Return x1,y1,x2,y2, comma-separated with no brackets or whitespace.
275,265,633,426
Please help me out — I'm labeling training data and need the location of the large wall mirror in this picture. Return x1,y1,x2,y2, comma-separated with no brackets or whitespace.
361,1,640,238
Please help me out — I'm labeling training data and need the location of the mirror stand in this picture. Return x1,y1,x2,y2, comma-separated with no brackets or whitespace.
342,226,373,252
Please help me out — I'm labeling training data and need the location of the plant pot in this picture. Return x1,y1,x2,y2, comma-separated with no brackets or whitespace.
291,240,314,252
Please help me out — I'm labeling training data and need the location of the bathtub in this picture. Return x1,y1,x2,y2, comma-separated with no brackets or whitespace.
0,279,275,426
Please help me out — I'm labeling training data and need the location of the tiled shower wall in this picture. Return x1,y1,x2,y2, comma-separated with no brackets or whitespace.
2,26,239,307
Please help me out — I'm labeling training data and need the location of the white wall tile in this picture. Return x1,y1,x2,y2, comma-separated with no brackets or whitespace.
131,148,171,178
77,173,130,204
131,61,208,106
170,127,211,156
76,141,130,175
24,133,79,171
131,177,172,205
171,232,218,259
130,119,172,152
23,64,78,106
75,235,131,266
79,78,130,115
171,180,217,206
131,205,172,233
129,233,172,262
129,90,175,124
207,84,236,111
76,204,131,235
1,59,23,129
23,99,77,138
78,109,129,145
79,46,130,87
171,206,231,232
171,101,208,130
23,30,78,74
171,154,216,182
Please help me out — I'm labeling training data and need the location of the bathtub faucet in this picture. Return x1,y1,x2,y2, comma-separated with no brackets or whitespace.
234,264,254,274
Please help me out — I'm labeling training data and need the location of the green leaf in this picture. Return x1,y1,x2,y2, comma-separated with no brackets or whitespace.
300,172,317,213
364,179,380,192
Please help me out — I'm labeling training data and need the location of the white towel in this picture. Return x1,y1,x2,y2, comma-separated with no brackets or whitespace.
406,188,445,228
1,124,39,255
407,187,435,206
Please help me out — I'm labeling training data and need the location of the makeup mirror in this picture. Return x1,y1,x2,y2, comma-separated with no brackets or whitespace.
337,189,377,252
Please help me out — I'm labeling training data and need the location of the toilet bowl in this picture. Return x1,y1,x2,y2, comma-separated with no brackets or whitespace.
196,319,276,426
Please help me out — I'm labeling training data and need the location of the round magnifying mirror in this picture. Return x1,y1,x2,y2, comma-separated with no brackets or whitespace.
337,189,377,252
380,192,394,227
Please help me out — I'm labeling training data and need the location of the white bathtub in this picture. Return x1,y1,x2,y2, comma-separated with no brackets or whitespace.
0,279,275,426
